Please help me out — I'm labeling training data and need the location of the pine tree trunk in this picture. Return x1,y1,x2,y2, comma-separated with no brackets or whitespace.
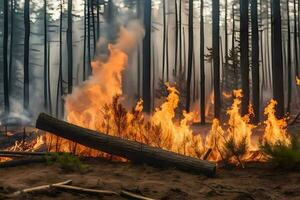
200,0,205,124
23,0,30,110
83,0,87,80
232,4,237,87
56,0,64,118
47,41,52,115
186,0,193,112
44,0,48,112
294,0,299,76
271,0,285,118
174,0,178,77
142,0,152,113
96,0,100,39
287,0,292,113
240,0,250,116
212,0,221,118
91,2,96,50
8,0,15,92
162,0,166,82
224,0,228,76
67,0,73,94
179,0,182,74
3,0,9,113
251,0,260,123
87,0,92,75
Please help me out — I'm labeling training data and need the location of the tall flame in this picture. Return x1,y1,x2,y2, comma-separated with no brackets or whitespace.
262,99,290,146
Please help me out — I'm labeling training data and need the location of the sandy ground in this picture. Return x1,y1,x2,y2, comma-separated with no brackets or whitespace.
0,159,300,200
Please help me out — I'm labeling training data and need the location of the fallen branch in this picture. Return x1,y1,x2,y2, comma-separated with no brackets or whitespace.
202,148,212,160
120,190,155,200
0,151,47,156
9,180,72,197
52,184,119,196
0,157,46,168
0,154,25,158
36,113,216,176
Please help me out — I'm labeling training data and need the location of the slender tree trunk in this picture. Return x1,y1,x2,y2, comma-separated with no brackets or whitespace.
3,0,9,113
232,4,237,87
174,0,178,77
266,1,271,88
212,0,221,118
67,0,73,94
83,0,87,80
143,0,152,113
224,0,228,75
91,2,96,51
179,0,182,73
8,0,15,92
251,0,260,123
240,0,250,116
186,0,193,112
287,0,292,113
162,0,166,82
96,0,100,39
200,0,205,124
56,0,63,118
271,0,285,118
44,0,48,112
87,0,92,75
137,0,141,97
259,0,265,90
47,41,52,115
294,0,299,76
23,0,30,110
166,24,169,82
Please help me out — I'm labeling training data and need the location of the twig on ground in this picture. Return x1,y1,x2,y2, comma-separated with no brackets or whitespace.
8,180,72,197
120,190,156,200
52,184,118,196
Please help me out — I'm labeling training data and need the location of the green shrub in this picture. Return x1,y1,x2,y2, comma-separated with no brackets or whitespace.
260,136,300,169
45,153,89,172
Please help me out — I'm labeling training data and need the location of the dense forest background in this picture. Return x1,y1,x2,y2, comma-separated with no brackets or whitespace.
0,0,299,124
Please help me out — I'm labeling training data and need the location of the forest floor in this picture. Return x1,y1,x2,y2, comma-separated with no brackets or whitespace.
0,158,300,200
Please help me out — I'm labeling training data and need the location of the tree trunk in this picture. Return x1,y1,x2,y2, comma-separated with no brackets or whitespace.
200,0,205,124
36,113,216,176
162,0,166,82
294,0,299,76
287,0,292,113
23,0,30,110
143,0,152,113
91,2,96,51
179,0,182,73
271,0,285,118
251,0,260,123
56,0,64,118
186,0,193,112
212,0,221,118
96,0,100,39
3,0,9,113
240,0,250,116
44,0,48,112
67,0,73,94
47,41,52,115
174,0,178,77
8,0,15,92
83,0,87,80
87,0,92,75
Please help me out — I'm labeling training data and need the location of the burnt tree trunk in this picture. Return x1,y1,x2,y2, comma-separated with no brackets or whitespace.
212,0,221,118
240,0,250,116
36,113,216,176
271,0,285,117
143,0,152,113
44,0,48,111
200,0,205,124
251,0,260,123
23,0,30,110
287,0,292,113
3,0,9,113
186,0,193,112
67,0,73,94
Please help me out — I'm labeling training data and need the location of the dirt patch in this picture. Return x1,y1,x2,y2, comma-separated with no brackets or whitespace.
0,159,299,199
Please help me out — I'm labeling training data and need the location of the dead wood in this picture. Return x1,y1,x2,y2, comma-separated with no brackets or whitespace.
52,184,119,196
0,151,47,156
8,180,72,197
36,113,216,176
0,157,46,168
202,148,212,160
120,190,156,200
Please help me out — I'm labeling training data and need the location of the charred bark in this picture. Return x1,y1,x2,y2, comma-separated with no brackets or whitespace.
36,113,216,176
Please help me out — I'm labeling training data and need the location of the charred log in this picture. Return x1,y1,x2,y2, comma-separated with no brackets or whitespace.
36,113,216,176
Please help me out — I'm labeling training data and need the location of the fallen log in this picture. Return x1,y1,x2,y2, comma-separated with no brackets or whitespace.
36,113,216,176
